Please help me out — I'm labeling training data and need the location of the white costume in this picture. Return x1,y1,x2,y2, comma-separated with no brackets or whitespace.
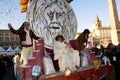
54,41,80,72
81,48,89,67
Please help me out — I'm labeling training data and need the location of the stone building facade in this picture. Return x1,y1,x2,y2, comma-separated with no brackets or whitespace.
91,16,112,47
0,29,20,49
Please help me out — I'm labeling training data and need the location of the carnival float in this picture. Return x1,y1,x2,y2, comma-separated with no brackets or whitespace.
19,0,113,80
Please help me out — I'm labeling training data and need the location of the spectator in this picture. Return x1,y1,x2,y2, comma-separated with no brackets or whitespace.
115,44,120,79
103,43,118,80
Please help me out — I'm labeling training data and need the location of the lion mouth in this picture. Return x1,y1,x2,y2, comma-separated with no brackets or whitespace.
49,26,62,34
49,26,60,29
48,23,62,33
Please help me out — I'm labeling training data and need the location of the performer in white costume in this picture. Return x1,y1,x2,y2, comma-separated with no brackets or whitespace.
54,35,80,72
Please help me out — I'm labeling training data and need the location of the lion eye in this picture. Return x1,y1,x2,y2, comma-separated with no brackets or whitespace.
48,11,53,17
57,13,62,19
47,11,54,20
49,12,52,16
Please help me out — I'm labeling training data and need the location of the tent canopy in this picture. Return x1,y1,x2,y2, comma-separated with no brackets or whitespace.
0,46,5,52
6,46,14,52
14,46,21,54
14,46,21,51
6,46,15,55
0,46,6,55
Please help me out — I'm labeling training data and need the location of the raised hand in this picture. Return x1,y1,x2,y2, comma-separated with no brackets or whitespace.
8,23,12,28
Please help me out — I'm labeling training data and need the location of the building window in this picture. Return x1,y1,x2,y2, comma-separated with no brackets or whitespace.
16,38,19,41
10,33,14,36
5,37,9,41
5,33,9,36
0,38,3,41
11,38,14,41
0,33,3,36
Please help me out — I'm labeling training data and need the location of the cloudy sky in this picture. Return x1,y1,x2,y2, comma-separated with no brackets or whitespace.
0,0,26,29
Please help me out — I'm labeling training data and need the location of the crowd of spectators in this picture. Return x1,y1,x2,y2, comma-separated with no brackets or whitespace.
0,55,16,80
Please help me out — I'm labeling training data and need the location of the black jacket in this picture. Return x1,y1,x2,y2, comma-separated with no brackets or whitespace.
9,27,39,47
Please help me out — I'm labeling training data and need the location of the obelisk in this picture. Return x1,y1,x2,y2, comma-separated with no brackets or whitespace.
108,0,120,45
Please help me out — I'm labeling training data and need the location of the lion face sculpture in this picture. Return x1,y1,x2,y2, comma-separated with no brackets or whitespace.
26,0,77,49
43,3,64,35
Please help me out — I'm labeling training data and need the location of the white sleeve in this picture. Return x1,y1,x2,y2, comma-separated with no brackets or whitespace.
102,56,110,65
